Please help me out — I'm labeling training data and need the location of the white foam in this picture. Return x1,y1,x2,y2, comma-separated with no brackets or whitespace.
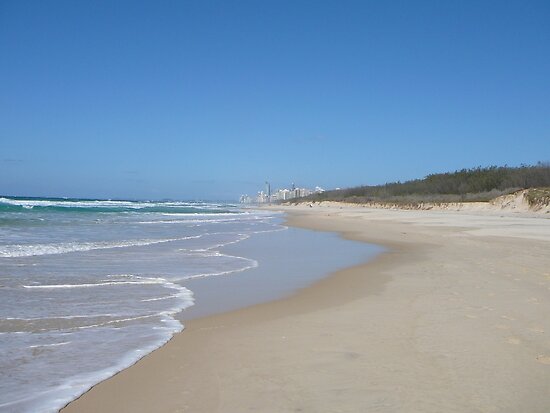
0,201,284,413
28,341,71,348
1,291,194,413
177,233,251,252
160,212,247,217
75,314,161,330
137,218,243,224
0,235,202,258
22,280,164,289
180,254,259,280
6,315,114,321
0,197,241,211
21,274,174,289
1,319,186,413
141,294,182,302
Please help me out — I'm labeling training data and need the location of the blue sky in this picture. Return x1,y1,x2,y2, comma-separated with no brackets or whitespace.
1,0,549,200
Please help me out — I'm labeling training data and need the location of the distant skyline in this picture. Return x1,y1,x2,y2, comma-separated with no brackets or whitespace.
1,0,549,200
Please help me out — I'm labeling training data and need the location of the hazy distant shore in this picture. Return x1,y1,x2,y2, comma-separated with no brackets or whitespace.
63,205,550,412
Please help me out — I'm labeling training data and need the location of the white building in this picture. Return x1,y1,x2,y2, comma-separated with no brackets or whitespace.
240,183,325,204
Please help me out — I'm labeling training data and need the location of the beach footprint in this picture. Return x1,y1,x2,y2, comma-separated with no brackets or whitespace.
505,337,521,345
528,326,544,334
536,355,550,365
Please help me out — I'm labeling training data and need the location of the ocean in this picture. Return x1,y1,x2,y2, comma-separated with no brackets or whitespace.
0,196,380,412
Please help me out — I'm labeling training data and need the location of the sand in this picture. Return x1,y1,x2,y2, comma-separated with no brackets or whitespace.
62,205,550,413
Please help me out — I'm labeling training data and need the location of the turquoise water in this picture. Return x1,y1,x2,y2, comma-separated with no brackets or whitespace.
0,196,381,412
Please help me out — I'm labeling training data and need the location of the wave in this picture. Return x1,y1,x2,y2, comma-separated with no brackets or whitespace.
0,202,282,413
197,233,251,250
0,197,238,214
28,341,71,349
0,275,194,413
22,279,168,289
179,252,259,280
0,235,202,258
20,275,194,328
137,218,244,224
159,212,249,217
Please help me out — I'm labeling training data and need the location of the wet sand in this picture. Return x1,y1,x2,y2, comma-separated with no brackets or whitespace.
63,205,550,412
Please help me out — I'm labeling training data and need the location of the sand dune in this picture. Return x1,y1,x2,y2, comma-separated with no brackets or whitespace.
302,189,550,215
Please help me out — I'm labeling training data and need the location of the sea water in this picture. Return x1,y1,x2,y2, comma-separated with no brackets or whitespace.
0,197,381,412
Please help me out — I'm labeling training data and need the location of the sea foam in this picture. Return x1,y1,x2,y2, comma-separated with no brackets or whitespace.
0,198,283,413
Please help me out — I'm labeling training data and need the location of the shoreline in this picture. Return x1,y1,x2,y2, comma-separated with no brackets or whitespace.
63,206,550,412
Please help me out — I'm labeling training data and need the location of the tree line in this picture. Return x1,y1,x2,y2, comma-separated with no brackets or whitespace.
298,163,550,204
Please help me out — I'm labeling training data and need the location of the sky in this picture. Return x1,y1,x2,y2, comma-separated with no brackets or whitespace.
1,0,549,200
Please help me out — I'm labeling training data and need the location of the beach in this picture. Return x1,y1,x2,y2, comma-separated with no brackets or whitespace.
63,204,550,412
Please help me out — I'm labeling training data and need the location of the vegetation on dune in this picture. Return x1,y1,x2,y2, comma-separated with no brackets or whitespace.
294,163,550,205
525,187,550,207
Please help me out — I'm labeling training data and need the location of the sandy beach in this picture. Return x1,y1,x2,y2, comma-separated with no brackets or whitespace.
63,204,550,413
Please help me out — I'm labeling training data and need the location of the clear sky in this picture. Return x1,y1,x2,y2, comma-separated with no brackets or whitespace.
1,0,549,200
